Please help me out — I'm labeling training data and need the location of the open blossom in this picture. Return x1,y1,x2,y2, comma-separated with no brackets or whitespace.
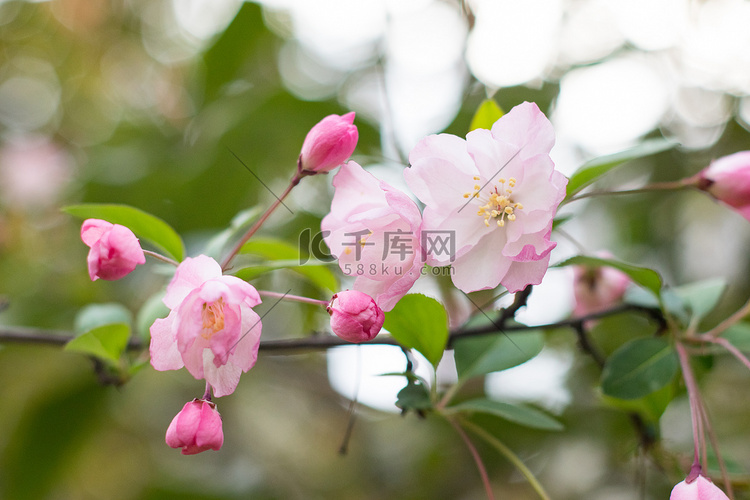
299,112,358,174
328,290,384,343
573,256,631,317
404,102,567,293
671,475,729,500
322,161,424,311
81,218,145,281
166,399,224,455
149,255,262,397
697,151,750,221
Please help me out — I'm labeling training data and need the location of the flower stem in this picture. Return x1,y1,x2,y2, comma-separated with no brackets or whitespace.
703,296,750,338
257,290,329,308
447,418,495,500
461,419,551,500
675,341,703,466
143,250,179,267
202,381,212,401
564,179,694,204
221,171,303,270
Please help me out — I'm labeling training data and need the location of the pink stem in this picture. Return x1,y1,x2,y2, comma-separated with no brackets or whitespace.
448,418,496,500
221,171,303,270
258,290,329,308
143,250,179,266
702,335,750,372
675,341,703,466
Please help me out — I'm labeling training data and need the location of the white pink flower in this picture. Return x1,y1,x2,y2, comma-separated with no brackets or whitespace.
404,102,567,293
322,161,424,311
166,399,224,455
327,290,385,343
299,112,358,174
698,151,750,221
81,219,145,281
670,475,729,500
149,255,262,397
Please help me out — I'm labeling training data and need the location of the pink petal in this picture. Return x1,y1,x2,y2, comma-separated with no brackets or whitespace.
149,312,184,371
490,101,555,158
164,255,222,310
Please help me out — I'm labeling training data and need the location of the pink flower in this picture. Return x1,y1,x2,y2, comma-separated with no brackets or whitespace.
166,399,224,455
299,112,358,174
149,255,262,397
404,102,567,293
670,475,729,500
698,151,750,221
327,290,385,343
322,161,424,311
81,218,146,281
573,257,631,317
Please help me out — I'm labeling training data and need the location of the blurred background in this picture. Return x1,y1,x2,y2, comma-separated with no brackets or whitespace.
1,0,750,498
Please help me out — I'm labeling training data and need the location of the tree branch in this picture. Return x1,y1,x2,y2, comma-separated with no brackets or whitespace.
0,303,664,353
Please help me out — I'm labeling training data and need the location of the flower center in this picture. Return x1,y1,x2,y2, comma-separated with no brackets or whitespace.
463,176,523,228
201,298,225,339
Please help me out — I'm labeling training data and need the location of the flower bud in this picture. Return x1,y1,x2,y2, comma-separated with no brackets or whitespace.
327,290,384,343
80,218,145,281
165,399,224,455
298,112,358,174
697,151,750,221
573,258,630,317
670,474,729,500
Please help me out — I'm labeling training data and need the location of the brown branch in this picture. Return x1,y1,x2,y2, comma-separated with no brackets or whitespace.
0,303,664,354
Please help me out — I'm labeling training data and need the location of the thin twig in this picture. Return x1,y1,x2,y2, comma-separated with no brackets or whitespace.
461,419,551,500
448,418,496,500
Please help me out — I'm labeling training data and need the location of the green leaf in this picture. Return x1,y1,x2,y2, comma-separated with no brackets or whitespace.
395,379,432,413
722,322,750,353
73,303,132,335
469,98,504,132
382,294,449,368
601,337,678,400
453,329,544,380
565,138,677,199
555,255,662,298
64,323,130,365
600,381,674,424
63,203,185,262
448,399,563,431
673,278,727,321
237,238,338,292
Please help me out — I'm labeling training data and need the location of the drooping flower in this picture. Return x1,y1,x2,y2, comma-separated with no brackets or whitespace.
697,151,750,221
81,218,146,281
322,161,424,311
404,101,567,293
572,255,631,317
299,112,358,175
327,290,385,343
149,255,262,397
670,475,730,500
166,399,224,455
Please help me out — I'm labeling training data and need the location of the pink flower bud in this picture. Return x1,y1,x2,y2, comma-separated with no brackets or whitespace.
298,112,358,174
698,151,750,221
327,290,384,343
80,218,145,281
670,475,730,500
573,258,630,317
165,399,224,455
